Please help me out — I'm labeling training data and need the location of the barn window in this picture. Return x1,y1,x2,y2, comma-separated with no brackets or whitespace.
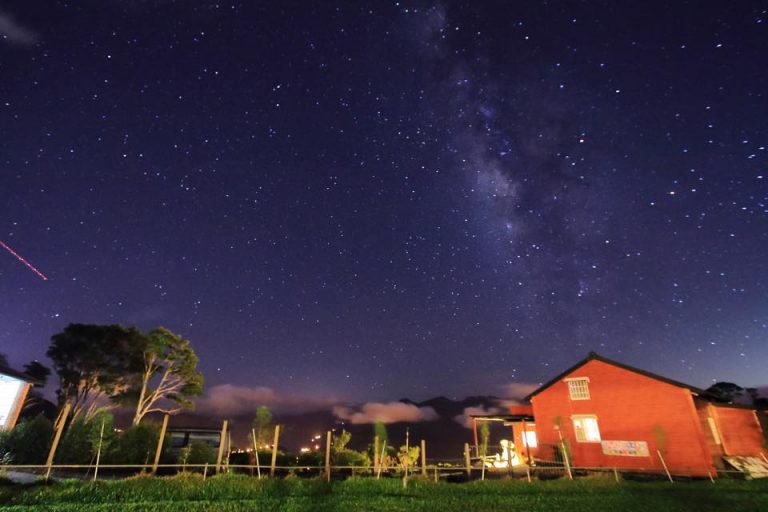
565,377,590,400
523,430,538,448
572,415,601,442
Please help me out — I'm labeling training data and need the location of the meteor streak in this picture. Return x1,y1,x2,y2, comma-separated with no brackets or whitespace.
0,240,48,281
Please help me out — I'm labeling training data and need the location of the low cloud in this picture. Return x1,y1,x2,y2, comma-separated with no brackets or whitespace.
195,384,336,415
454,405,504,429
333,401,438,424
499,382,539,400
0,10,39,45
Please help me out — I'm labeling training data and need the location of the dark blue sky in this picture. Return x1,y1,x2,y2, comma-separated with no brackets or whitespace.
1,1,766,404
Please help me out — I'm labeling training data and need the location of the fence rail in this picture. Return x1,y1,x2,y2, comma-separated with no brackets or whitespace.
0,461,756,483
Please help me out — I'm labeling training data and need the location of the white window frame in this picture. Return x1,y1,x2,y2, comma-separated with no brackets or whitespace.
572,414,601,443
565,377,591,400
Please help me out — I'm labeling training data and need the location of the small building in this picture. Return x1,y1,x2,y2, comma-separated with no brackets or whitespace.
523,352,767,477
0,364,34,431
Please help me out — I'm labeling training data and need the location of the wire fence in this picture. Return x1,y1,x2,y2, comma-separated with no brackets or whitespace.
0,460,759,483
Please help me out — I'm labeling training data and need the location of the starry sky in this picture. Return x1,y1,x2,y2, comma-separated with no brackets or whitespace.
1,1,766,406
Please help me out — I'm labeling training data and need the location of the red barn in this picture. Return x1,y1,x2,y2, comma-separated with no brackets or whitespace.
523,353,767,477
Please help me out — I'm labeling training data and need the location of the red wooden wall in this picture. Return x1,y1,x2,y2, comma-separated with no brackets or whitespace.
530,359,715,476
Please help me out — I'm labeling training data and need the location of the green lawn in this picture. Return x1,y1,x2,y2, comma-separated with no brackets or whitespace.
1,474,766,511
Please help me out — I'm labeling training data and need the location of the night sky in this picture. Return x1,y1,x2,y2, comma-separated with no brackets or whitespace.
1,1,766,407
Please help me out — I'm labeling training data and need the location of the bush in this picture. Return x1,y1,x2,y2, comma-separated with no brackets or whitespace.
0,415,53,464
57,412,115,464
179,442,217,469
106,422,171,465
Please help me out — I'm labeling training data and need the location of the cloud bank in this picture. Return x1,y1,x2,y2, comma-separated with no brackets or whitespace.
333,401,438,424
195,384,337,415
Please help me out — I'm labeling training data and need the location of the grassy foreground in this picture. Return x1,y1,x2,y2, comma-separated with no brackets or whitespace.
1,474,767,512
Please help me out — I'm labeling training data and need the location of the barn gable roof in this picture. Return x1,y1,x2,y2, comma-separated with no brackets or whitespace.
523,352,708,401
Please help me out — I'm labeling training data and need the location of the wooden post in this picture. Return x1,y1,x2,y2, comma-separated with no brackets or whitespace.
152,414,169,474
93,418,106,482
215,420,228,473
613,467,619,483
373,435,379,476
521,420,532,465
464,443,471,479
377,440,386,479
325,430,332,482
561,440,573,480
657,449,673,483
45,402,70,481
555,427,572,480
203,462,208,480
472,418,479,457
526,465,532,483
226,431,232,473
404,427,410,485
251,428,261,479
270,424,280,477
420,439,426,477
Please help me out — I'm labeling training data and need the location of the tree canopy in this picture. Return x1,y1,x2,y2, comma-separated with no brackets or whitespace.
47,324,144,420
47,323,203,423
118,327,204,425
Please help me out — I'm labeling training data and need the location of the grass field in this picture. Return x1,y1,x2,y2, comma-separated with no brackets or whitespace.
1,473,767,511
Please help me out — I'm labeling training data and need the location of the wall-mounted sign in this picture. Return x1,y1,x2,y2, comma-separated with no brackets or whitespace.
601,440,650,457
0,375,26,429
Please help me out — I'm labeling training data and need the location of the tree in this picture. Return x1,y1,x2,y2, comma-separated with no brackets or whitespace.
20,361,56,420
706,382,745,403
396,444,420,471
251,406,275,448
332,429,369,468
47,324,144,420
479,421,490,458
374,421,389,446
23,361,51,387
124,327,204,425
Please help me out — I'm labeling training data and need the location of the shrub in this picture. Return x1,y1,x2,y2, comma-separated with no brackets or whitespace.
0,415,53,464
57,412,115,464
179,442,217,469
106,422,171,465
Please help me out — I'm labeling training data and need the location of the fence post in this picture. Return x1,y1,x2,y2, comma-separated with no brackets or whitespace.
560,440,573,480
464,443,471,479
45,402,70,481
251,428,261,479
270,424,280,477
373,435,379,476
657,450,673,483
93,418,106,481
325,430,332,482
420,439,426,477
152,414,169,474
215,420,228,473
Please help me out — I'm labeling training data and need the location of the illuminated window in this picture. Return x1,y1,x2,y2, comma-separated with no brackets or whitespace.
572,415,601,443
523,430,538,448
566,377,590,400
